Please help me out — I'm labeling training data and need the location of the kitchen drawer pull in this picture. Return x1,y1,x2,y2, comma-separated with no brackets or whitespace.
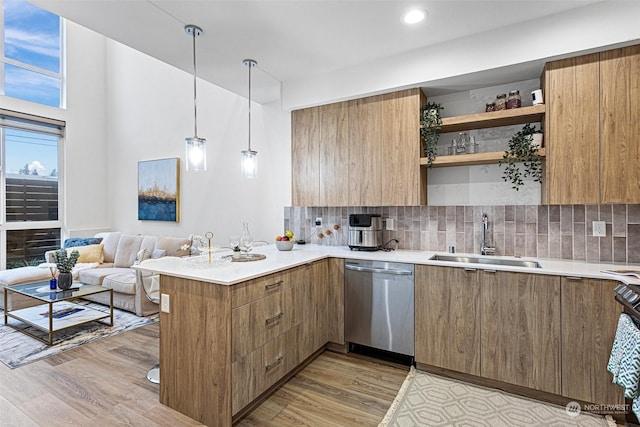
265,280,283,291
464,268,476,272
265,312,284,325
484,269,497,273
565,276,583,281
265,356,283,371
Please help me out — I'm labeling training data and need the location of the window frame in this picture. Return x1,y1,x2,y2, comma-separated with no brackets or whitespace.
0,108,65,269
0,0,65,108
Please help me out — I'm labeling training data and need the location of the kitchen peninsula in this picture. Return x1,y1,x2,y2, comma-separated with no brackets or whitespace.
136,245,634,426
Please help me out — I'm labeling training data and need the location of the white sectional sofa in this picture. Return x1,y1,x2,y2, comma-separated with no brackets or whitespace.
1,232,190,316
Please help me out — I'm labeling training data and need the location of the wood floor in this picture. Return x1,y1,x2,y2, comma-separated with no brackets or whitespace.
0,323,408,427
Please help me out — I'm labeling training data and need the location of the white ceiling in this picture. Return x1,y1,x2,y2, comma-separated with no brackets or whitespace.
31,0,603,104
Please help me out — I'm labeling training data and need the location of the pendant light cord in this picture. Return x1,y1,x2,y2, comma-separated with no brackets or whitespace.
248,62,252,151
192,29,198,138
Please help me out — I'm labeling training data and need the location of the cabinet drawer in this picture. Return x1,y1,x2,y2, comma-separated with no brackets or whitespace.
232,346,263,415
233,291,287,361
232,271,289,308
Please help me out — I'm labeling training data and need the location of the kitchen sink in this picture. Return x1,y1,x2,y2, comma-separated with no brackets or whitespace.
429,254,542,269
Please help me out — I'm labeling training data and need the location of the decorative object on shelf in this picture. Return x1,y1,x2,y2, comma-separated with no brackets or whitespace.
495,93,507,111
499,123,543,190
531,89,544,105
532,129,543,148
241,59,258,178
239,222,254,258
184,24,207,172
138,158,180,222
485,102,495,112
507,90,522,109
456,132,469,154
467,136,479,154
420,102,444,167
54,248,79,290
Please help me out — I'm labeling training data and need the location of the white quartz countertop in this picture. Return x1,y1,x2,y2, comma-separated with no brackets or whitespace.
133,244,640,286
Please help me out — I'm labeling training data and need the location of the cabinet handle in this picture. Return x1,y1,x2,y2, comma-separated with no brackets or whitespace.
464,268,476,272
265,312,284,325
565,276,583,281
265,356,283,371
265,280,283,291
484,269,497,273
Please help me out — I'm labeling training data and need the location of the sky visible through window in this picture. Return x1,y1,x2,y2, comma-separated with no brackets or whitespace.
3,0,60,177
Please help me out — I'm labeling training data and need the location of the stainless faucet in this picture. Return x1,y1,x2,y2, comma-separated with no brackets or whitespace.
481,213,496,255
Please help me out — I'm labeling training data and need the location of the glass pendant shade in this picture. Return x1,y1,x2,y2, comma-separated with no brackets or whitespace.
241,149,257,179
186,136,207,172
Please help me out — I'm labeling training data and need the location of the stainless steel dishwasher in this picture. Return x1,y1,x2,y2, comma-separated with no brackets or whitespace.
344,259,414,357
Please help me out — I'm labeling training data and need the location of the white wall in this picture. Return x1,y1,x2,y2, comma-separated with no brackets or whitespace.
283,0,640,110
104,40,291,244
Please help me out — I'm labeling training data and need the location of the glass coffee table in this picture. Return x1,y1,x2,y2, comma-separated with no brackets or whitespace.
4,281,113,345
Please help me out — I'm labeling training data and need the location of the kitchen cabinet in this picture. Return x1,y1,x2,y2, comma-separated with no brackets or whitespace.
291,88,424,206
544,43,640,203
544,53,600,204
600,44,640,203
415,265,480,375
561,277,623,405
327,257,345,345
480,270,561,394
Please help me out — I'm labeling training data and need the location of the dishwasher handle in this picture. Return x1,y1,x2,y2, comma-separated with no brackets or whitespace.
345,264,413,275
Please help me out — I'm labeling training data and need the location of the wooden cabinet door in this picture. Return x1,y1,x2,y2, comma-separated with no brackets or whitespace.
600,45,640,203
480,270,561,394
561,277,623,404
348,96,383,205
381,89,424,206
232,346,263,415
291,107,320,206
545,53,600,204
327,257,345,345
415,265,480,375
319,102,350,206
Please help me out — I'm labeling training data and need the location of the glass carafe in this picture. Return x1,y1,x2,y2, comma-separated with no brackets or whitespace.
239,222,253,258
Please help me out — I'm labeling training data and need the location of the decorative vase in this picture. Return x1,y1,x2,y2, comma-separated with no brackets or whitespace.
49,278,57,290
58,272,73,290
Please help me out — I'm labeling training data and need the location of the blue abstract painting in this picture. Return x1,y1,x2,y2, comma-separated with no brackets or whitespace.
138,158,180,222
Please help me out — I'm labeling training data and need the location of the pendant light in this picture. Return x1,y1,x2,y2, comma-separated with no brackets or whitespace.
241,59,257,179
185,25,206,172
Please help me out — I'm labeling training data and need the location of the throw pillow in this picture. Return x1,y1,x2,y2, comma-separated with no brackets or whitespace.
67,243,104,264
114,234,144,268
63,237,103,248
135,248,151,263
151,248,167,259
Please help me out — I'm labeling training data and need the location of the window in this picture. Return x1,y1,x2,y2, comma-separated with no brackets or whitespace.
1,109,64,268
1,0,63,108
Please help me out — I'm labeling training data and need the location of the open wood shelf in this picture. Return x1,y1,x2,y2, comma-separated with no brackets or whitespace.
428,104,546,133
420,148,546,168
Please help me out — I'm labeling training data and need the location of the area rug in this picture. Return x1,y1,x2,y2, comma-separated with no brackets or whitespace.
380,367,612,427
0,301,158,369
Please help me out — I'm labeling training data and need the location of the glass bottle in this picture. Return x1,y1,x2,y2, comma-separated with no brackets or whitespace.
457,132,469,154
507,90,522,109
239,222,253,258
495,93,507,111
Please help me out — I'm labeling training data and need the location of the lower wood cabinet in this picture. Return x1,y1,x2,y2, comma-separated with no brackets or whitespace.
415,265,480,375
561,277,623,404
231,260,329,415
480,270,561,394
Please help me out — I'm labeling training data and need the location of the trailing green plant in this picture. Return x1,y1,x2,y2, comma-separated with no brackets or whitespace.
54,248,80,273
499,123,542,190
420,102,444,167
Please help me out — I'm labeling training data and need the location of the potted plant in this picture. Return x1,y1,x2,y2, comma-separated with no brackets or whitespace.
55,248,79,290
499,123,543,190
420,102,444,167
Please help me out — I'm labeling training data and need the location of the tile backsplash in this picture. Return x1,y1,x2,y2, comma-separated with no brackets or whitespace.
284,205,640,264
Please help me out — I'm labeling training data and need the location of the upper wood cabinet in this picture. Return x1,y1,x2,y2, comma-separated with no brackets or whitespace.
544,53,600,204
291,88,424,206
545,44,640,204
600,44,640,203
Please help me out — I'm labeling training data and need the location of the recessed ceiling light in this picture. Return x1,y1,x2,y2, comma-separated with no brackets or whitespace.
402,9,427,25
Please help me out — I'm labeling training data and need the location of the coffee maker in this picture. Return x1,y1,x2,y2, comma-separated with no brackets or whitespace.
348,214,383,250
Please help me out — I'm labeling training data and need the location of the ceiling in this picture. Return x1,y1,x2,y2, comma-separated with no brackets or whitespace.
31,0,603,104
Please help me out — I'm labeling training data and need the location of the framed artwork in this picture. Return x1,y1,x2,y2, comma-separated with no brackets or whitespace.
138,158,180,222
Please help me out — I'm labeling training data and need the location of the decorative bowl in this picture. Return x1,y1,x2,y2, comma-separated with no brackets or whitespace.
275,240,295,251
